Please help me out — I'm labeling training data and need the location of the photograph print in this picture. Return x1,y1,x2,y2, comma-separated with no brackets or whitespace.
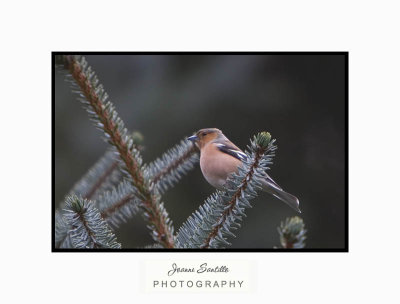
53,53,347,251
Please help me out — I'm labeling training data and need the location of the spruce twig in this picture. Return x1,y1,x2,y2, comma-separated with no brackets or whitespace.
55,210,71,248
69,150,121,201
60,55,175,248
97,180,140,228
56,180,141,247
63,195,121,249
146,140,199,194
277,216,306,248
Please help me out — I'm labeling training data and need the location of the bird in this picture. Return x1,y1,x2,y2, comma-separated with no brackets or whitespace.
187,128,301,213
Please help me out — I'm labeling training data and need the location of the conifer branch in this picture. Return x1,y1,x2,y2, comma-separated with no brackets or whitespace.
59,55,175,248
63,195,121,249
55,152,125,248
86,160,119,199
278,216,307,248
57,137,196,247
69,150,121,200
97,180,141,228
68,131,143,201
176,132,277,248
146,140,199,194
56,181,140,247
55,210,72,248
55,131,144,243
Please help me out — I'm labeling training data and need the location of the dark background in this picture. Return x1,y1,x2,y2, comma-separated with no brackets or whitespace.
54,54,346,249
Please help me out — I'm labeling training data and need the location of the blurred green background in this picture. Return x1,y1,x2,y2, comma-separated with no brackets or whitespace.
55,54,346,249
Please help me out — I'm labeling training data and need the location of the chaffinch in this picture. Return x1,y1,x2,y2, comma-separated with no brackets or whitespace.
188,128,300,213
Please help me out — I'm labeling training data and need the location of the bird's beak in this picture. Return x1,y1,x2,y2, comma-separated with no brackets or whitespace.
187,134,198,142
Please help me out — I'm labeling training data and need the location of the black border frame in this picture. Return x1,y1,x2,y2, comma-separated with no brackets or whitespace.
52,52,348,252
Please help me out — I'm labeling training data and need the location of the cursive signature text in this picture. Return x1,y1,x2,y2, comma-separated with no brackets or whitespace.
168,263,229,276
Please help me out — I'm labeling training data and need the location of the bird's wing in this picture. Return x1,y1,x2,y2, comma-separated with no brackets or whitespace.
215,142,248,161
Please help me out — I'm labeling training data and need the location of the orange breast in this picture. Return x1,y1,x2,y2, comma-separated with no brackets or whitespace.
200,143,242,189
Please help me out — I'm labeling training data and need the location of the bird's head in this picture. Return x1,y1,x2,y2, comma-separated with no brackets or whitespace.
187,128,223,149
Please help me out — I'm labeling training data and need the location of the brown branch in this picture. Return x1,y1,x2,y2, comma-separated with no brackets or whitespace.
283,239,294,249
63,56,174,248
56,159,119,249
98,142,196,226
85,160,119,200
100,193,134,218
152,144,197,185
200,146,265,249
77,209,99,249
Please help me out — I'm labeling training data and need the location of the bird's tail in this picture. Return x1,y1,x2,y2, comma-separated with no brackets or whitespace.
260,176,301,213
